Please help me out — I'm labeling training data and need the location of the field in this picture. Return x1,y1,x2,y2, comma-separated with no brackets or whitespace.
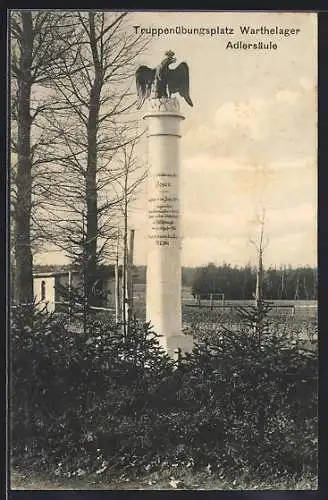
128,285,318,348
62,284,317,346
133,284,317,317
133,284,317,309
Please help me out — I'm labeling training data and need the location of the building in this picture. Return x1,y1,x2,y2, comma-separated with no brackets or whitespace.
33,266,121,313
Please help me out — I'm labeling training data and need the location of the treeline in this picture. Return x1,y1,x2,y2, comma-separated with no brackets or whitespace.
33,262,318,300
191,263,318,301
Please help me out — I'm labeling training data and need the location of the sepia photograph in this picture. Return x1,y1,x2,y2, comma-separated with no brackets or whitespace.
9,10,317,490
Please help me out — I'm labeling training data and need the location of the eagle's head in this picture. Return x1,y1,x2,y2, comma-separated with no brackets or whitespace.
165,50,176,64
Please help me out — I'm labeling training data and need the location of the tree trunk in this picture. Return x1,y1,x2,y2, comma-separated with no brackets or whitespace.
85,13,102,306
255,250,263,309
14,12,34,305
122,179,128,338
85,88,99,306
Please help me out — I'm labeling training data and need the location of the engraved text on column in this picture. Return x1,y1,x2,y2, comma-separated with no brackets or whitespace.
148,173,179,247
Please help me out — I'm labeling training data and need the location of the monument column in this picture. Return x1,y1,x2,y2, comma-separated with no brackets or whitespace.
143,97,190,357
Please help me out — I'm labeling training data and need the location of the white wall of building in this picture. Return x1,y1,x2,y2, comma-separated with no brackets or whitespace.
33,276,56,312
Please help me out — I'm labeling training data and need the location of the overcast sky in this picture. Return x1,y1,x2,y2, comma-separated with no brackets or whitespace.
36,11,317,269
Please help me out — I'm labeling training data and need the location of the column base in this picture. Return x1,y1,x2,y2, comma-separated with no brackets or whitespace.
163,334,194,359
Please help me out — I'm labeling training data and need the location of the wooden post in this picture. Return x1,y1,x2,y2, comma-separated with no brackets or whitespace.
115,230,120,324
68,270,72,325
122,229,135,334
210,293,213,310
127,229,135,323
82,210,88,335
115,259,120,324
121,268,127,338
122,202,128,338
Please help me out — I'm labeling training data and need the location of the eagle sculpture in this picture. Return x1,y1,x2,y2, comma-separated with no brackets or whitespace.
135,50,194,110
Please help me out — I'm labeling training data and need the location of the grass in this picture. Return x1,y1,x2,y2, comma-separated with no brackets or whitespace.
11,467,318,491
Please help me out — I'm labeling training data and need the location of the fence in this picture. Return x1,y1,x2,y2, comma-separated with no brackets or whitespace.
185,302,296,315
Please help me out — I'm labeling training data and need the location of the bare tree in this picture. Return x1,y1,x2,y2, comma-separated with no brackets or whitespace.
113,138,147,333
10,11,78,304
250,208,269,309
39,12,148,307
248,208,270,349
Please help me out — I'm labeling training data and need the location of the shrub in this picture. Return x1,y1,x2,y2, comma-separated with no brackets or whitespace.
10,306,174,473
176,304,317,476
10,302,317,480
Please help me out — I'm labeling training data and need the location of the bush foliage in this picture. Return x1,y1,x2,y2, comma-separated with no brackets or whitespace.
10,303,317,481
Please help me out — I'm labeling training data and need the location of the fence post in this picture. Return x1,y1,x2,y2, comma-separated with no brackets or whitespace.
210,293,213,310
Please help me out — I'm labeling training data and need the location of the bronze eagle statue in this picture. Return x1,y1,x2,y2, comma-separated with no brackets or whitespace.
135,50,194,109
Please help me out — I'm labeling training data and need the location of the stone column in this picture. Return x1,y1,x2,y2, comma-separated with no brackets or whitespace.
143,97,192,358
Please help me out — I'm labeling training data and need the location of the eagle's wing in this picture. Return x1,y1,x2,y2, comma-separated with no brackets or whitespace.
135,65,155,109
168,62,193,107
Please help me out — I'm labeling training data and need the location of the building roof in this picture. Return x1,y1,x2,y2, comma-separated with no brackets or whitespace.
33,266,120,279
33,272,70,278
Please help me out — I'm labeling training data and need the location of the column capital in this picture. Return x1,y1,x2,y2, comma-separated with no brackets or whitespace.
143,98,185,137
143,97,185,120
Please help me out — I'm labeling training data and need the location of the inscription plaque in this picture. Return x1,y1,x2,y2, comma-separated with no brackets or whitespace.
148,172,179,247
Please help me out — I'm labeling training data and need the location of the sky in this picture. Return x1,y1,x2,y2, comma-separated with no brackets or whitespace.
35,11,317,269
